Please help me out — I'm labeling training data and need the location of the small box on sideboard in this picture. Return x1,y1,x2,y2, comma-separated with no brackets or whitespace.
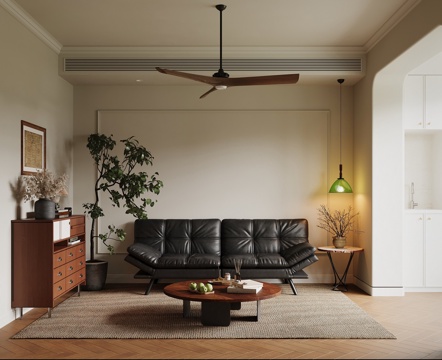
56,209,69,218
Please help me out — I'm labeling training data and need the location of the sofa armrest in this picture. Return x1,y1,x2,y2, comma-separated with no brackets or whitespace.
127,243,162,268
281,242,316,267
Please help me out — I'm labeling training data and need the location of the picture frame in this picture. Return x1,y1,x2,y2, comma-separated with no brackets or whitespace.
21,120,46,175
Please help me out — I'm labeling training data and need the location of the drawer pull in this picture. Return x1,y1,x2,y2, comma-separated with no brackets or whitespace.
69,266,74,271
58,286,63,291
68,252,74,257
79,274,84,278
69,279,74,284
79,261,84,266
79,249,84,253
57,272,63,277
57,257,63,262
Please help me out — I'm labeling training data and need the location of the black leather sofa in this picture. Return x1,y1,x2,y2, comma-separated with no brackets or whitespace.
124,218,318,295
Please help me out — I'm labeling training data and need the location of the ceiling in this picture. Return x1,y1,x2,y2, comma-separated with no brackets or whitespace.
7,0,421,86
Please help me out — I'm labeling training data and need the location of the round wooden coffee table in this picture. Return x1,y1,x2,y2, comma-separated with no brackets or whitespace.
163,280,281,326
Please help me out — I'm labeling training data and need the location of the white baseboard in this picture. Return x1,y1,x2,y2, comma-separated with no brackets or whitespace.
354,277,405,296
404,287,442,292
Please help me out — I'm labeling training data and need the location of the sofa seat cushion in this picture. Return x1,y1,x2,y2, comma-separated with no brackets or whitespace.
187,254,220,268
157,254,188,268
281,242,317,267
221,254,258,268
257,253,289,268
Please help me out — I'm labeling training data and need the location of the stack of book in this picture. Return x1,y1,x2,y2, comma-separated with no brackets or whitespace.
227,280,263,293
56,209,70,218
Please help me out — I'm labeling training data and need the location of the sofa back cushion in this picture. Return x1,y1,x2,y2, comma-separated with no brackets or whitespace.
134,219,221,255
221,219,309,255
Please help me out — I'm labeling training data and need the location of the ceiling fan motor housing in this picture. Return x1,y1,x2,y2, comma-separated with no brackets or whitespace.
213,69,229,78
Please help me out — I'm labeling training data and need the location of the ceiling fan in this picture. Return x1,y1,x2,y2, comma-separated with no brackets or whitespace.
155,4,300,99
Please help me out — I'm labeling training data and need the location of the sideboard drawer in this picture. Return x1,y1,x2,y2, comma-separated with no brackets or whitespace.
53,279,66,299
70,216,85,237
65,259,77,275
75,243,85,259
65,273,77,289
77,257,85,269
76,268,86,285
53,251,66,268
66,248,76,260
53,264,65,283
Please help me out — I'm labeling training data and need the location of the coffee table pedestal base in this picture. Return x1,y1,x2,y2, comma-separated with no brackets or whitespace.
183,300,260,326
202,302,231,326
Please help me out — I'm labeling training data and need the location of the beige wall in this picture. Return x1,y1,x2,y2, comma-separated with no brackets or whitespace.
0,6,73,327
73,84,355,284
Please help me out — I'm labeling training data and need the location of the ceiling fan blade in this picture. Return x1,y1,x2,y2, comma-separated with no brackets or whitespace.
155,67,217,86
222,73,300,87
199,87,218,99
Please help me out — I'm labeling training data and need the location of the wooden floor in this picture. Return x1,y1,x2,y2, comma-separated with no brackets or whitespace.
1,284,442,359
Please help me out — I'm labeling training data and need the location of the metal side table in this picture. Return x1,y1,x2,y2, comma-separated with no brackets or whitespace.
318,246,364,291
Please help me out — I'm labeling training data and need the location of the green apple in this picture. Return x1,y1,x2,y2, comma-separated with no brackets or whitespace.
189,282,197,291
198,285,207,293
206,283,213,292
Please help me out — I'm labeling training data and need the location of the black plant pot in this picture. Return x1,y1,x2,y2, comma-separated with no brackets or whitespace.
81,260,108,291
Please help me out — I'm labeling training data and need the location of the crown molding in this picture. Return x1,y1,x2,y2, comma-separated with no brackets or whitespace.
0,0,62,53
364,0,421,51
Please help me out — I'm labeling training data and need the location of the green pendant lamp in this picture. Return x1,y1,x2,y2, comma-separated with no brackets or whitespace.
329,79,353,193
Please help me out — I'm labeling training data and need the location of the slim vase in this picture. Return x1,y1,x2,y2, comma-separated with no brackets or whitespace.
332,236,346,249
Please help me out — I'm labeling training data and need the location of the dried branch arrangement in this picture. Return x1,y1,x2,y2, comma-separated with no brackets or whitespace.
317,204,359,238
23,169,68,202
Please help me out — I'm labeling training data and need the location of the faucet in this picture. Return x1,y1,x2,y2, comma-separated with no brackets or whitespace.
410,182,418,209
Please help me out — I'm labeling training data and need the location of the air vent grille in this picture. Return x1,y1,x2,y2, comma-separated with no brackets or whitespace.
64,58,362,72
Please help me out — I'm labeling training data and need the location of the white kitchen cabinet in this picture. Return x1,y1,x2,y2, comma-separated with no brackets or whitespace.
403,76,424,129
403,211,442,289
403,212,425,287
403,75,442,130
425,212,442,287
425,76,442,130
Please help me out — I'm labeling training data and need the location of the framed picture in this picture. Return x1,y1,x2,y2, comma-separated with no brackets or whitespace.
21,120,46,175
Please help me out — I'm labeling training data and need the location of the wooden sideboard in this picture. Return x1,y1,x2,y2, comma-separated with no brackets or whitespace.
11,215,86,318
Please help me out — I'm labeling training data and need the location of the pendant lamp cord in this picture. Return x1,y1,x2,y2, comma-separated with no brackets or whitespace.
338,79,344,176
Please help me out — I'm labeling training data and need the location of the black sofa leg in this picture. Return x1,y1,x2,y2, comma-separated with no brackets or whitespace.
287,279,298,295
144,279,158,295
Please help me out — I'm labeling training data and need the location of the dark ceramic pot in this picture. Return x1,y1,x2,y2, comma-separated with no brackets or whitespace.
34,198,56,219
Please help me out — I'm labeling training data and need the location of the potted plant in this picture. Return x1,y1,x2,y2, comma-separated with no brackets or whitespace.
82,133,163,290
317,204,359,248
23,169,68,219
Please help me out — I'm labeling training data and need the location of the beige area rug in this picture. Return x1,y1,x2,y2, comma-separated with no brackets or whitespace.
12,284,395,339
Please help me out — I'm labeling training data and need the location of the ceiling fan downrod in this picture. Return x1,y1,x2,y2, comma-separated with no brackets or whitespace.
213,4,229,79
